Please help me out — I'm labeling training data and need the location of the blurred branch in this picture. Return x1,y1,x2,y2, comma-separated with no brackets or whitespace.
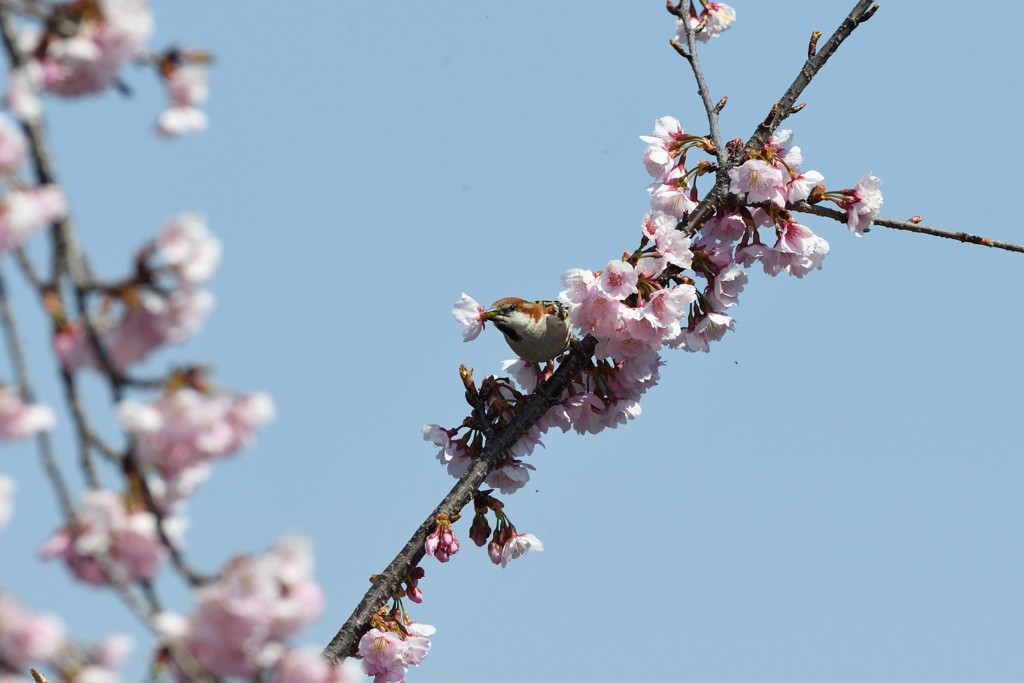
0,263,75,518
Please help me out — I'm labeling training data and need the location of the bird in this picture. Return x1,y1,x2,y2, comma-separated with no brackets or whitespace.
484,297,572,363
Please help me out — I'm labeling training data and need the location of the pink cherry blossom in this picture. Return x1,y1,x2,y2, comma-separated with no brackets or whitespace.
500,358,539,393
652,220,693,269
173,537,324,679
642,285,696,328
0,592,67,667
787,168,824,203
702,211,746,245
118,389,274,485
559,267,597,305
422,424,474,477
40,489,182,585
158,65,209,137
359,622,434,683
596,260,638,300
676,2,736,43
156,214,221,285
452,293,486,341
648,167,699,217
485,458,536,494
0,185,67,252
424,522,460,563
728,159,787,207
102,287,215,369
674,312,735,352
0,386,56,439
699,2,736,40
641,142,676,180
767,129,802,168
271,647,362,683
707,262,747,311
19,0,153,100
0,114,27,172
842,173,883,236
500,532,544,567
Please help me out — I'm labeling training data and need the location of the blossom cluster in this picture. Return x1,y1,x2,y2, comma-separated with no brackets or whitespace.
117,386,274,505
445,116,884,481
0,385,57,440
675,1,737,43
0,591,132,683
54,213,221,373
41,489,183,585
155,48,211,137
357,608,435,683
156,537,325,680
3,0,209,136
0,114,67,255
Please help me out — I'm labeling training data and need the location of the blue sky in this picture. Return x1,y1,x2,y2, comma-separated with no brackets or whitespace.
2,1,1023,682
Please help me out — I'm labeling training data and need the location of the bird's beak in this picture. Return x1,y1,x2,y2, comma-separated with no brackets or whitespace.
483,309,498,321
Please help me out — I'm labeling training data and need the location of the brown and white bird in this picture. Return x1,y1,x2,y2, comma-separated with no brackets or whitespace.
484,297,572,363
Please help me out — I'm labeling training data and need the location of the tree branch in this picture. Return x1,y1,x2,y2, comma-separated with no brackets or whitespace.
322,0,882,663
321,336,598,662
790,201,1024,254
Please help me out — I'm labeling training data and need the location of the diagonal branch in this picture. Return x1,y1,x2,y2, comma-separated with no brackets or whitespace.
321,336,598,662
790,202,1024,254
322,0,880,664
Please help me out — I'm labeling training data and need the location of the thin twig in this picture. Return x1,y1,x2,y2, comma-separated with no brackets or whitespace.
0,263,75,519
672,12,726,168
791,202,1024,254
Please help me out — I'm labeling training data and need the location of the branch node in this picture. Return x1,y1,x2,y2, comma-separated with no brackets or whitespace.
788,102,807,115
714,95,728,113
808,31,822,58
859,4,880,23
668,37,691,60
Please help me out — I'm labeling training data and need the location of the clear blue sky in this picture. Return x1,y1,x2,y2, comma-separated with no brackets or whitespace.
2,1,1023,682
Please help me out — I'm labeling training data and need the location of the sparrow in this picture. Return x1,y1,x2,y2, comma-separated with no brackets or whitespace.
484,297,572,363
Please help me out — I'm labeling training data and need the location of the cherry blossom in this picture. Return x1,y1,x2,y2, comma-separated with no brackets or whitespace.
6,0,153,111
649,166,699,217
0,185,67,252
0,592,66,668
676,1,736,43
841,173,884,235
156,213,221,285
0,386,56,439
358,622,435,683
165,536,324,679
728,159,787,207
40,489,182,585
270,647,362,683
424,516,460,563
117,388,274,489
500,532,544,568
451,293,486,341
0,114,27,172
596,260,639,300
157,65,210,137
